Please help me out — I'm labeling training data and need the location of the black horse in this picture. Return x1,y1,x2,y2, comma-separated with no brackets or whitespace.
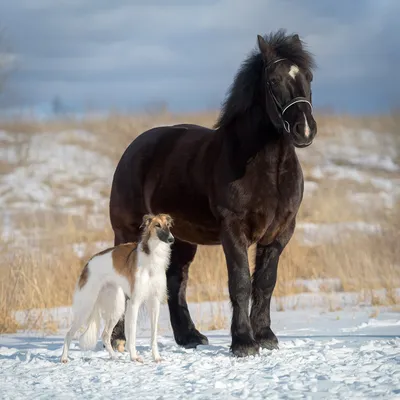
109,30,317,357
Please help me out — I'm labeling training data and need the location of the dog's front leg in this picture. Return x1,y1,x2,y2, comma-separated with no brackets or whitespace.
126,299,143,363
149,297,162,362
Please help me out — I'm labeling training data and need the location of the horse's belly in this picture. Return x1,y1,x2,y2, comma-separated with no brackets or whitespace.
173,219,221,245
150,188,221,245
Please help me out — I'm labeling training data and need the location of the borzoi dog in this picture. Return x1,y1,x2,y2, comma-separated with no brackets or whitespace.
60,213,174,363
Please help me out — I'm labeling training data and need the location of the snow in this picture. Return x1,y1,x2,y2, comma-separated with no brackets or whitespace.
72,241,113,259
296,221,382,246
0,130,116,244
303,181,319,197
1,301,400,399
309,164,366,182
322,143,399,172
292,278,343,293
300,126,400,212
0,130,13,142
0,130,114,215
349,191,396,209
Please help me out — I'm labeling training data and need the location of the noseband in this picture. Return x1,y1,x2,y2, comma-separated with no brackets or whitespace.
265,58,313,133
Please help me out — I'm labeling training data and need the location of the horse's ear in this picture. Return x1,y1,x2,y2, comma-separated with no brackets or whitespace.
257,34,273,60
292,34,302,48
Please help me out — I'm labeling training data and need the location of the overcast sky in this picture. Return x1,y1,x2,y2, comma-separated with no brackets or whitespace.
0,0,399,115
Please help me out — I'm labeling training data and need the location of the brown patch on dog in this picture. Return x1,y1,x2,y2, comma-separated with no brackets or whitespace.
80,214,173,293
140,213,173,254
78,247,115,290
78,263,90,289
111,242,138,292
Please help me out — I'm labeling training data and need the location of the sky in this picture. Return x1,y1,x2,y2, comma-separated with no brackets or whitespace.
0,0,399,115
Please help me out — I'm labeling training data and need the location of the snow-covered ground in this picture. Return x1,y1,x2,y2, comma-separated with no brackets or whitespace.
1,301,400,399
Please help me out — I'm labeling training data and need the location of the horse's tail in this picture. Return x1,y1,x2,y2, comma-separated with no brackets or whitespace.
79,302,101,351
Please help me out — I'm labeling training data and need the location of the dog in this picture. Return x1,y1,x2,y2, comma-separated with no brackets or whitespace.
60,213,174,363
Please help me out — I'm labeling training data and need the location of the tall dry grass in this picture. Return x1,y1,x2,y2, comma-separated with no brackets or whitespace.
1,212,398,333
0,111,399,333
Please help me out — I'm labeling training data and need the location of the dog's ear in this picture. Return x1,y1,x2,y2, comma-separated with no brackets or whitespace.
164,214,173,226
140,214,154,229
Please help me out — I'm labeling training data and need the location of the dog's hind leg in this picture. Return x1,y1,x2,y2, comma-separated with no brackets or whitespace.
61,305,93,363
102,311,123,360
98,285,126,359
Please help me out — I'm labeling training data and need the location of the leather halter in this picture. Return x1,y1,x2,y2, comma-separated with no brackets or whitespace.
265,58,313,133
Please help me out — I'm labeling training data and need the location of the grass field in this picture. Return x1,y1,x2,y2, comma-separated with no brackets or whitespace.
0,110,399,333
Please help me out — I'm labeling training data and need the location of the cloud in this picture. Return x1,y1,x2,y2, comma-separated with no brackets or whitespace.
0,0,399,113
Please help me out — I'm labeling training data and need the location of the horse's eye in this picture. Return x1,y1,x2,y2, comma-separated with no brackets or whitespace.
270,78,279,86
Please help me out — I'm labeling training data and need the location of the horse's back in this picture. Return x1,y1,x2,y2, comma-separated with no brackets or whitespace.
113,123,214,178
110,123,219,243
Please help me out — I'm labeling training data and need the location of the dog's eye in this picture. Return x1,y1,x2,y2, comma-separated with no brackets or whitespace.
155,223,161,228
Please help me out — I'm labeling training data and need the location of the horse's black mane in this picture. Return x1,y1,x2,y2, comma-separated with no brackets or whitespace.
215,29,315,129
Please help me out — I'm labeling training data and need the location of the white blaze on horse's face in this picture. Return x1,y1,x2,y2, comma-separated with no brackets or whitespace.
289,65,299,80
303,113,310,138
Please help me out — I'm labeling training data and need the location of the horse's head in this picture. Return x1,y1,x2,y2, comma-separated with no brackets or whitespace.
257,33,317,148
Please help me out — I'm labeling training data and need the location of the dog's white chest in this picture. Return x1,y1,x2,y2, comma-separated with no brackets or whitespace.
133,264,167,302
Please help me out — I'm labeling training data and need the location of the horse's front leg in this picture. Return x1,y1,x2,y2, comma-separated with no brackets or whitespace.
221,221,259,357
250,221,295,350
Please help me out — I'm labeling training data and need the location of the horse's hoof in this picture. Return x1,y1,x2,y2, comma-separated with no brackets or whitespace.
175,329,209,348
255,328,279,350
231,338,260,357
259,339,279,350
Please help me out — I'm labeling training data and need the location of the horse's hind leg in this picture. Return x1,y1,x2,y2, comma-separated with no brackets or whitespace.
250,220,295,350
167,238,209,348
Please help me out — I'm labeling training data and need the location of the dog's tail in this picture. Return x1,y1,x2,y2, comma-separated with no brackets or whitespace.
79,302,101,351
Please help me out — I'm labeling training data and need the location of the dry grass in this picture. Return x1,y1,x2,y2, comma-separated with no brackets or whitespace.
0,110,399,333
1,209,397,333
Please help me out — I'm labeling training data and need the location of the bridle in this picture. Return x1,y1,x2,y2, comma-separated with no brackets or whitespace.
265,58,313,133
